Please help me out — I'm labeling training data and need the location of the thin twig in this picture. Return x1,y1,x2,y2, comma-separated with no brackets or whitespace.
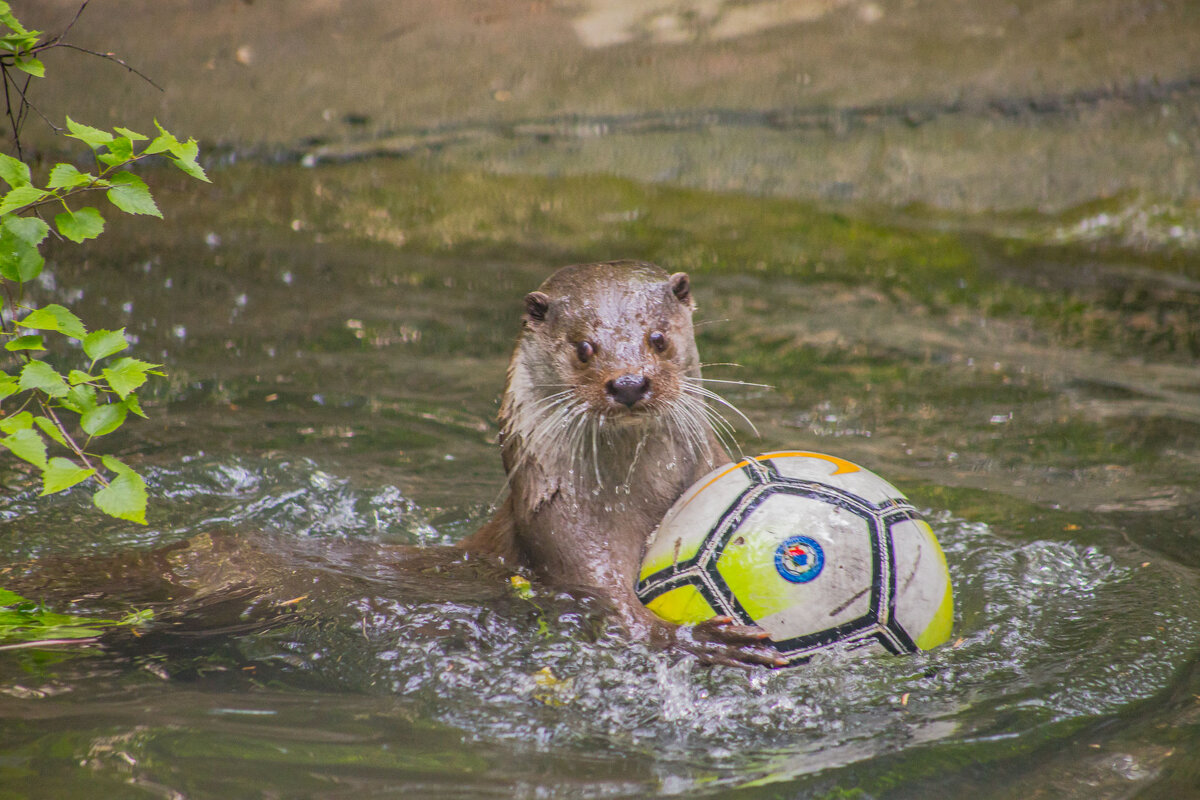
1,67,25,158
40,43,163,92
0,637,101,651
47,0,91,47
10,182,113,217
2,66,60,135
0,0,160,152
37,399,111,487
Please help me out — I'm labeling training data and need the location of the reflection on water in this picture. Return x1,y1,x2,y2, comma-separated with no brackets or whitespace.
2,162,1199,798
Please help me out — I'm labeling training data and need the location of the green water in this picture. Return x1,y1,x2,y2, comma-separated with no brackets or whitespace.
2,160,1199,798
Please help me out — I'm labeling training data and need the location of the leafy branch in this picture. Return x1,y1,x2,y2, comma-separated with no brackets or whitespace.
0,4,209,525
0,0,160,159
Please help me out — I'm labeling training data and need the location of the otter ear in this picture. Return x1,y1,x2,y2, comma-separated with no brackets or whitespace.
523,291,551,324
669,272,692,306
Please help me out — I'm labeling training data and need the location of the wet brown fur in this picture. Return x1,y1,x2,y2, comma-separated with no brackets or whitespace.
461,261,733,639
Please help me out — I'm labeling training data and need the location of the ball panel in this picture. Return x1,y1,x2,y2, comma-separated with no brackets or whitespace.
888,517,955,650
915,581,954,650
757,451,909,508
639,460,759,581
715,492,876,635
643,583,720,626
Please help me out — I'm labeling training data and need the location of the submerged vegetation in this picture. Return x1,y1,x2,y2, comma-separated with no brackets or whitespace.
225,160,1200,362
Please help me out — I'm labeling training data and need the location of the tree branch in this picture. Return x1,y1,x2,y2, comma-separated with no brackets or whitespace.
43,43,164,93
37,399,111,488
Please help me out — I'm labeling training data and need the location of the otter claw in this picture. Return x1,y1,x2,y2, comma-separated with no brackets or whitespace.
683,616,786,668
694,615,773,644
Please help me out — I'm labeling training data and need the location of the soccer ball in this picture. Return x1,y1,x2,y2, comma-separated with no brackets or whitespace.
637,450,954,665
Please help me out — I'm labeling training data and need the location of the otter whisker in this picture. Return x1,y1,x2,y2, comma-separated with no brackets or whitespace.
690,377,774,391
570,404,596,488
667,394,715,457
700,404,745,459
683,379,760,438
676,383,746,459
559,399,590,474
676,391,740,459
492,391,587,504
589,414,603,489
524,389,575,415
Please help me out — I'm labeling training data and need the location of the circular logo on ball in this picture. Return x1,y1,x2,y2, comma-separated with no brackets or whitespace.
775,535,825,583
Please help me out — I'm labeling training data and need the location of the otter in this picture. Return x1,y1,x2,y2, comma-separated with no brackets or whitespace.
461,261,784,667
6,261,779,667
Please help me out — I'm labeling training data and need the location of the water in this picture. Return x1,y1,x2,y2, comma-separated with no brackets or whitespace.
2,160,1199,798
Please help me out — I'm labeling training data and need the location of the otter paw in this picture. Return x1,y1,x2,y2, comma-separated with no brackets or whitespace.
679,616,787,669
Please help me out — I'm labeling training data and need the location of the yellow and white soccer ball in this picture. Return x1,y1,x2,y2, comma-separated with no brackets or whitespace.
637,451,954,665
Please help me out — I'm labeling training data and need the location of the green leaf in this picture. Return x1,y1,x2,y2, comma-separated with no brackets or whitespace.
171,154,210,183
106,172,160,217
64,116,113,150
94,455,148,524
32,415,68,448
15,55,43,77
102,357,159,399
83,329,129,361
0,588,28,608
0,373,18,402
113,126,147,142
0,3,31,34
0,152,30,187
97,137,135,169
61,383,98,414
0,215,48,282
17,360,69,398
0,427,47,469
0,184,46,214
0,410,32,433
150,123,209,182
4,334,45,351
19,304,87,340
46,163,93,190
123,393,146,419
119,608,154,626
68,369,94,385
26,625,105,640
80,401,127,436
169,137,199,162
41,457,95,495
145,121,177,155
2,213,49,246
54,206,105,243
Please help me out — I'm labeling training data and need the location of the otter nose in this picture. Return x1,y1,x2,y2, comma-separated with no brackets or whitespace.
606,374,650,407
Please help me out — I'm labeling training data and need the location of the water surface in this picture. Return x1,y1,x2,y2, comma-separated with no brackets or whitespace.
2,160,1199,798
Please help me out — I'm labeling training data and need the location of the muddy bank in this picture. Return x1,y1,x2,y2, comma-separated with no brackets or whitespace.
20,0,1200,212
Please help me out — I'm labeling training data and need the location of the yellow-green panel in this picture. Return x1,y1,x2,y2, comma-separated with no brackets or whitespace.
714,536,793,623
640,544,688,583
915,519,954,650
644,584,718,625
916,579,954,650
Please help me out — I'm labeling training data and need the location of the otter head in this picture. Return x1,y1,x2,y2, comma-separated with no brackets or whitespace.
515,260,700,423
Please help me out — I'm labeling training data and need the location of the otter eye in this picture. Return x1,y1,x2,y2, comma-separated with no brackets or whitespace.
575,340,595,363
648,331,668,353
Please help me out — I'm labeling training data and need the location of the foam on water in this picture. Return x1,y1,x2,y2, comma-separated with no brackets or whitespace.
4,457,1200,796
